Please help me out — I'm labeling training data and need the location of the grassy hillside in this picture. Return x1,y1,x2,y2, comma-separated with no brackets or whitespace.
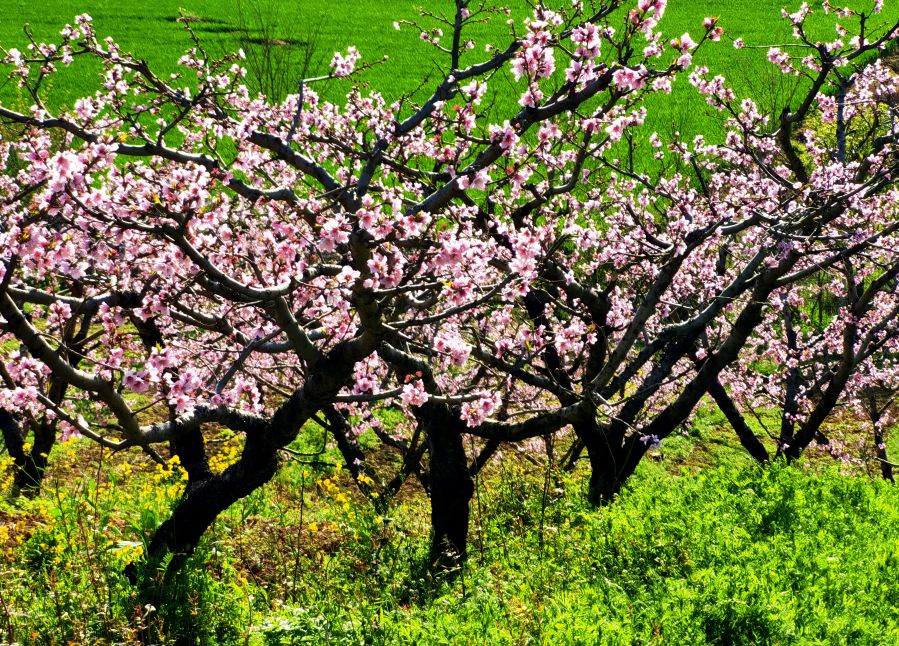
1,429,898,643
2,0,896,138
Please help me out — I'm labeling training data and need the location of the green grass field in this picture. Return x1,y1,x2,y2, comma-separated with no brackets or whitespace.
3,430,899,643
2,0,897,139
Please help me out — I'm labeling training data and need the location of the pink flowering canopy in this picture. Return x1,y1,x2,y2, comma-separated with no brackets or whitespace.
0,0,897,561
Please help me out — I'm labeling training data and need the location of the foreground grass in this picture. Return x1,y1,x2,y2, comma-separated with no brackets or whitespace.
1,423,898,644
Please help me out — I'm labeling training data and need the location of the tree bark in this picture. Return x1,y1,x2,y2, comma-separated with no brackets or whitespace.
12,419,56,494
141,335,376,571
866,391,894,483
874,425,894,483
586,438,646,504
169,425,212,484
2,304,95,496
707,378,770,464
0,410,58,495
147,437,279,560
576,418,647,505
422,405,474,570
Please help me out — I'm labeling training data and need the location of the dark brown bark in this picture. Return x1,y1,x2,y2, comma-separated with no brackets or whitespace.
0,410,60,496
422,405,474,570
874,425,894,483
1,300,97,495
322,405,398,511
170,426,212,484
376,341,476,571
576,334,702,505
584,431,648,507
561,438,585,471
866,391,894,483
12,419,56,494
589,260,798,492
0,410,28,489
568,407,643,505
707,378,770,464
141,335,377,571
147,436,279,560
777,304,801,454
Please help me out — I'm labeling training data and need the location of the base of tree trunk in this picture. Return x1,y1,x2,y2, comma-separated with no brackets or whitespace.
583,434,647,506
423,409,474,572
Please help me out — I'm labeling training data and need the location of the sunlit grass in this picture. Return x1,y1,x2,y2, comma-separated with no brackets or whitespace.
2,436,898,642
2,0,896,141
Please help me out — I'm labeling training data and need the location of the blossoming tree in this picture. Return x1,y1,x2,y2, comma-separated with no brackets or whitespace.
702,48,899,470
0,0,897,571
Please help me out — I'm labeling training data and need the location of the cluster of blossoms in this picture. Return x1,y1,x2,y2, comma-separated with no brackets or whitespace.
329,46,360,78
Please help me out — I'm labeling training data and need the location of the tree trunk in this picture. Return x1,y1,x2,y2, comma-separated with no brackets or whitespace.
707,379,770,464
580,424,646,506
6,304,95,496
170,425,212,484
0,411,57,496
147,439,279,561
874,424,894,483
0,410,27,486
423,406,474,571
12,420,56,495
138,337,371,579
866,392,894,483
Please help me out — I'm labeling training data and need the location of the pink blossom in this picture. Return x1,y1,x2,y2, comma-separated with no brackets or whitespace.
401,380,429,407
330,47,360,78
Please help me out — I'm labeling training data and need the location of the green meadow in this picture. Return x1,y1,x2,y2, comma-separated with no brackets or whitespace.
2,0,897,138
4,429,899,643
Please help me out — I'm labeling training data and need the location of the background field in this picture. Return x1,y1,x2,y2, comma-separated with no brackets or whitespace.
2,0,897,139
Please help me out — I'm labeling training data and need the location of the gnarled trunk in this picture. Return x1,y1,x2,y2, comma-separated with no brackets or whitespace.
0,410,56,496
147,438,279,561
140,339,370,572
581,429,646,505
170,425,212,484
422,406,474,570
